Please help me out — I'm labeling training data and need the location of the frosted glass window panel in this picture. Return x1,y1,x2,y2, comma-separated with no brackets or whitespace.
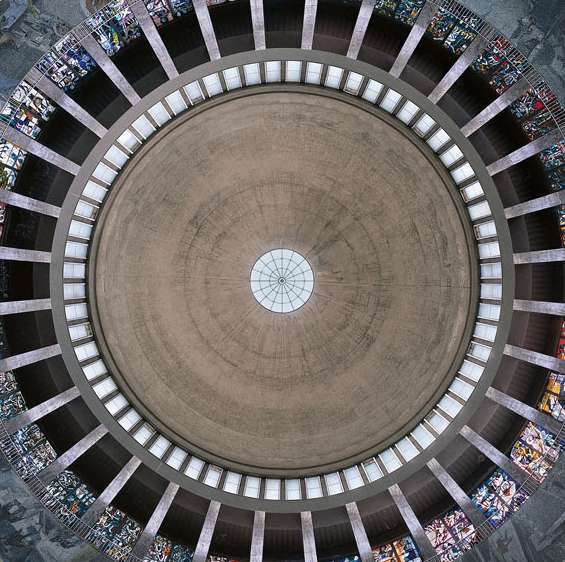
65,241,88,259
148,102,171,126
413,114,436,136
184,81,204,103
396,100,419,124
325,66,343,89
93,377,117,399
64,283,86,300
362,79,384,103
222,67,242,90
243,63,261,86
344,71,363,95
74,341,99,362
74,201,98,223
69,220,93,240
451,162,475,184
63,262,85,279
459,359,484,381
83,359,107,380
396,437,419,461
93,162,117,185
468,341,492,362
223,472,241,494
65,302,88,321
362,459,383,481
165,90,188,114
324,472,343,495
480,262,502,279
438,394,463,417
264,478,281,500
439,145,464,167
305,476,323,498
68,322,92,341
474,322,497,342
185,456,205,480
132,114,156,139
480,283,502,300
478,241,501,260
149,435,171,459
478,303,501,321
305,62,323,85
379,449,402,472
379,89,402,113
426,128,450,152
450,378,474,400
285,61,301,82
166,447,187,470
133,423,154,445
344,467,364,489
285,479,301,500
265,61,282,83
203,466,222,487
427,410,449,433
118,409,142,431
105,393,127,415
82,181,107,203
203,74,223,96
474,220,497,240
117,129,140,153
244,476,261,498
468,200,492,221
104,145,129,168
411,424,435,449
461,181,484,202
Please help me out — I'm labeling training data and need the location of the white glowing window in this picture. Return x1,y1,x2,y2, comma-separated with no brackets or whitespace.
265,61,281,82
202,73,223,96
459,359,484,381
285,61,301,82
450,162,475,184
305,476,323,498
440,145,464,167
362,79,384,102
93,162,117,186
118,409,141,431
83,359,107,380
185,457,205,480
478,242,500,259
149,435,171,458
344,71,363,95
65,241,88,259
474,220,497,240
223,472,241,494
324,473,343,495
478,303,501,321
379,89,402,113
165,90,188,114
460,181,484,202
203,466,222,487
74,341,98,362
480,262,502,279
69,220,92,240
411,424,435,449
82,181,107,203
65,302,88,321
474,322,497,342
468,200,492,220
264,478,281,499
427,410,449,433
63,262,85,279
104,145,129,168
468,341,492,362
396,438,419,461
450,378,474,400
426,128,450,151
148,101,171,126
244,476,261,498
362,459,383,481
379,448,402,472
64,283,85,300
105,393,127,415
285,479,301,500
413,114,436,136
184,81,204,103
305,62,323,85
343,466,364,489
93,377,117,399
117,129,140,153
222,67,242,90
68,322,92,341
166,447,187,470
325,66,343,89
438,394,463,417
132,114,156,139
243,63,261,86
396,100,419,124
133,423,154,445
480,283,502,300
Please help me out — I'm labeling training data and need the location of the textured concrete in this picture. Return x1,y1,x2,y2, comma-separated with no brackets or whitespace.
192,500,220,562
347,0,376,60
345,502,373,562
0,188,61,218
0,298,52,316
192,0,220,61
504,344,565,374
513,248,565,265
513,299,565,316
250,0,266,51
92,92,473,473
505,191,565,219
0,247,51,263
301,511,318,562
301,0,318,50
0,343,61,372
250,510,265,562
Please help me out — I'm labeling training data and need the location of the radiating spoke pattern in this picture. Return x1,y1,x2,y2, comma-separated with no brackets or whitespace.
250,249,314,313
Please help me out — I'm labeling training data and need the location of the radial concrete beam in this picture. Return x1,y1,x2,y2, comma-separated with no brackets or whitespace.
82,456,141,526
301,0,318,50
77,30,141,105
0,343,61,372
250,510,265,562
504,344,565,374
428,35,485,104
505,190,565,219
513,248,565,265
131,482,180,558
513,299,565,316
345,502,373,562
37,425,108,484
0,247,50,263
388,484,436,560
192,500,221,562
2,125,80,176
426,458,491,530
250,0,266,50
192,0,221,61
301,511,318,562
347,0,376,60
487,129,561,176
26,67,107,138
3,386,80,434
0,298,51,316
486,387,562,436
460,425,528,485
126,0,178,79
461,78,529,137
389,2,438,78
0,189,60,218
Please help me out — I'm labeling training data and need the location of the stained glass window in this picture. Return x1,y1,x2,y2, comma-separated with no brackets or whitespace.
11,423,57,479
144,534,194,561
11,80,55,121
394,0,426,25
91,506,142,561
425,508,477,561
45,469,97,517
0,140,27,171
1,100,42,139
372,536,422,561
375,0,399,18
144,0,174,26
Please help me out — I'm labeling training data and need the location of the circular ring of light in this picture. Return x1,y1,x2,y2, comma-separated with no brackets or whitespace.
250,249,314,313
